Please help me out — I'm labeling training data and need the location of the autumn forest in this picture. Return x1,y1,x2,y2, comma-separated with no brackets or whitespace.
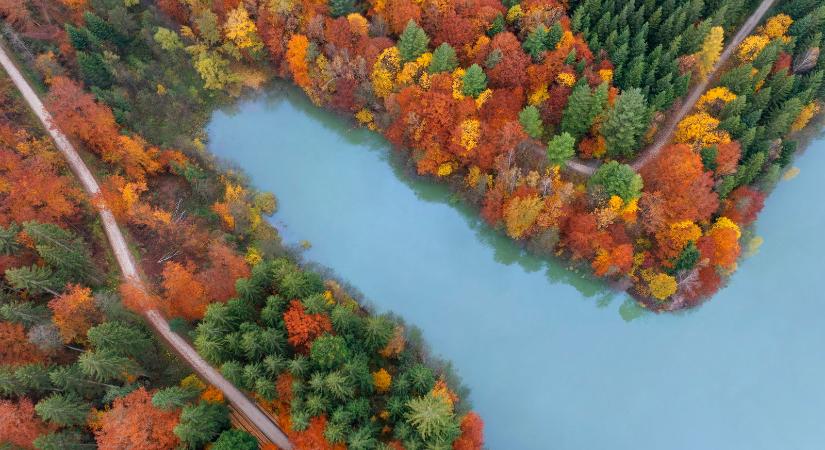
0,0,824,448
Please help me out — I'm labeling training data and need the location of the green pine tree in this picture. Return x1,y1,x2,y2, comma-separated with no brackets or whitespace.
5,264,62,296
429,43,458,73
523,25,549,62
65,24,98,52
588,161,643,202
487,13,505,36
398,20,430,63
602,88,649,158
23,221,94,285
212,429,258,450
329,0,359,17
519,105,544,139
35,394,90,427
461,64,487,97
0,223,20,255
152,386,201,410
77,51,113,88
546,22,564,49
546,132,576,166
174,401,231,448
78,350,138,383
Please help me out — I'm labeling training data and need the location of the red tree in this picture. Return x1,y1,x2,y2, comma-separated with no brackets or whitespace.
162,261,208,320
0,398,49,449
640,144,719,223
198,241,250,303
95,387,180,450
283,300,332,352
722,186,765,227
0,322,43,366
453,411,484,450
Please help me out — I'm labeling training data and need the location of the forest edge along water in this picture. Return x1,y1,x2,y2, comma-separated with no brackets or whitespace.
208,83,825,450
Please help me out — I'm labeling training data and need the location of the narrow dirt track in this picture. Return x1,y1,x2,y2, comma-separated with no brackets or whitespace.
561,0,779,176
0,44,292,450
631,0,780,170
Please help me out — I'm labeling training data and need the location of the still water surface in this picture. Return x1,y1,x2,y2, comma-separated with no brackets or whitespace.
208,85,825,450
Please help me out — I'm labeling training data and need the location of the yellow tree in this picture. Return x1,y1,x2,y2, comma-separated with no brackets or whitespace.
223,5,263,52
695,27,724,79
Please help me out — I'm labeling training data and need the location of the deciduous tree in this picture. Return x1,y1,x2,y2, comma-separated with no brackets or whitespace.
96,387,180,450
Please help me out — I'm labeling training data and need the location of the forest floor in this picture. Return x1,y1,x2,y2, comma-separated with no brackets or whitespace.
0,42,293,450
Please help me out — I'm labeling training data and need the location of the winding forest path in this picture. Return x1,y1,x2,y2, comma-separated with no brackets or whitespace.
563,0,779,176
0,44,293,450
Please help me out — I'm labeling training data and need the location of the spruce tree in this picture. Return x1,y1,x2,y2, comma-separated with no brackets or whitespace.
82,12,126,47
519,105,544,139
76,51,112,88
487,14,505,36
0,301,49,326
152,386,201,410
35,394,90,426
461,64,488,97
546,22,564,49
5,265,62,296
23,221,93,285
398,20,430,63
546,133,576,166
65,24,97,52
602,88,649,159
78,350,138,383
588,161,643,202
560,82,608,139
523,25,549,62
329,0,359,17
0,223,20,255
174,401,231,448
213,430,258,450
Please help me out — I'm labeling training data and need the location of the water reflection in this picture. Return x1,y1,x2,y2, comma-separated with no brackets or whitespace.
225,82,628,308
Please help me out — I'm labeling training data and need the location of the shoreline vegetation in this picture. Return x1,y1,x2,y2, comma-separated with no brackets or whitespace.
131,0,823,310
0,0,822,448
1,1,484,449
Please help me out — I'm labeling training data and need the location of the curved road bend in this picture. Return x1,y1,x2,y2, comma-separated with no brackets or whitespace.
0,44,293,450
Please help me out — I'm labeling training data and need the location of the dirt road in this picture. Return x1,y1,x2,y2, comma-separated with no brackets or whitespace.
631,0,779,170
0,43,292,450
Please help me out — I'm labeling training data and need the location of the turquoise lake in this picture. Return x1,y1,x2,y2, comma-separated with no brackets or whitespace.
207,85,825,450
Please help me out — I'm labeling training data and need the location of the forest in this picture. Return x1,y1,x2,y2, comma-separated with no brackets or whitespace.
0,0,823,447
0,0,484,448
11,0,815,307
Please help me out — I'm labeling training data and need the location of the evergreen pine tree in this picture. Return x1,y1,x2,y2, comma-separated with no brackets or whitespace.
174,401,231,448
461,64,488,97
0,223,20,255
82,12,127,47
487,14,505,36
519,105,544,139
76,51,113,88
523,25,549,62
23,221,93,285
329,0,359,17
5,265,62,296
428,42,458,73
546,22,564,49
398,20,430,63
65,24,98,52
152,386,201,410
546,133,576,166
602,88,649,158
35,394,90,426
